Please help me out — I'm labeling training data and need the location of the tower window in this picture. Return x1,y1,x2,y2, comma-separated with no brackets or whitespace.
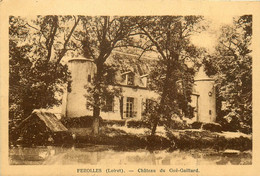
67,80,72,92
209,110,212,115
88,75,91,82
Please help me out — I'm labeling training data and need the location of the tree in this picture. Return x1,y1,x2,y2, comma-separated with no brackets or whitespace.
73,16,139,133
9,16,80,141
204,15,252,133
135,16,205,135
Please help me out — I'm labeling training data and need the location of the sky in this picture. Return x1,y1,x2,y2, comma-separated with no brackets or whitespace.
23,15,236,63
190,15,234,53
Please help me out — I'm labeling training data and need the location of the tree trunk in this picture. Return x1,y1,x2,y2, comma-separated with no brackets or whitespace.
151,116,160,136
92,62,103,135
150,63,172,136
92,95,100,135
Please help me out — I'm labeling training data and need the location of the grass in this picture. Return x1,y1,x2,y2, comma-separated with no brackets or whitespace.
167,129,252,151
71,125,252,151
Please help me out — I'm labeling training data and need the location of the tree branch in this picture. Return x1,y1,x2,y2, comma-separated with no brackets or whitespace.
138,24,167,60
25,22,40,31
56,16,81,64
46,16,59,63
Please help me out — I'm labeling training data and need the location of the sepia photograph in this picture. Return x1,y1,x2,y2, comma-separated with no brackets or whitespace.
1,1,260,176
8,14,252,165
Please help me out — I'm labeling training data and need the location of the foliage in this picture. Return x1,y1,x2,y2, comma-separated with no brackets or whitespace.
73,16,140,118
61,116,100,128
17,118,51,146
134,16,205,135
190,121,203,129
84,62,122,112
166,129,252,151
9,16,80,140
125,119,151,129
75,126,172,150
165,119,191,130
201,123,222,133
203,15,252,133
102,119,126,127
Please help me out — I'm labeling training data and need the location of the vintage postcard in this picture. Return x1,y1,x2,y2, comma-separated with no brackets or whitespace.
1,0,260,176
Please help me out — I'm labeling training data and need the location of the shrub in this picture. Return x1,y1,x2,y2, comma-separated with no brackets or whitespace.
166,119,191,130
61,116,102,128
239,125,252,134
102,119,126,127
190,122,203,129
202,122,222,132
126,119,151,128
218,113,252,134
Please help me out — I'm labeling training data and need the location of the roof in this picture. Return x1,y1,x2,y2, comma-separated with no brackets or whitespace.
32,110,68,132
194,66,214,81
106,52,154,77
68,57,94,63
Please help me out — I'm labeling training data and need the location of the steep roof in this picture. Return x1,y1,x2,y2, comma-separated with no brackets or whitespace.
32,110,68,132
194,66,214,81
15,110,69,132
107,52,154,77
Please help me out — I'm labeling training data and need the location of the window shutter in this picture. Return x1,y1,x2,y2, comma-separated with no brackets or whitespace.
141,98,145,115
119,97,123,119
113,97,118,112
123,97,127,118
133,98,138,118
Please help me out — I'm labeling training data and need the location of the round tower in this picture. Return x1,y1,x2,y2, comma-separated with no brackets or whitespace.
62,57,96,118
193,67,216,123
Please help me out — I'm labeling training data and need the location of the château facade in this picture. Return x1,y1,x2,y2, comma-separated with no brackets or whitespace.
62,57,216,123
61,57,158,120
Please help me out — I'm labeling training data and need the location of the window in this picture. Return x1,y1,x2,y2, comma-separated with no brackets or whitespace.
88,75,91,82
122,74,127,83
103,96,114,112
145,99,153,113
67,80,72,92
141,76,148,87
126,97,134,118
127,73,134,85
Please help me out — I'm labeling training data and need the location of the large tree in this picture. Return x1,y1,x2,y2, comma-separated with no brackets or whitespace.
134,16,205,135
9,16,80,139
72,16,140,133
204,15,252,132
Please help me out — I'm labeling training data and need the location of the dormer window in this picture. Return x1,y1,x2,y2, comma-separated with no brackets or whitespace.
121,71,135,86
140,74,148,88
127,73,134,85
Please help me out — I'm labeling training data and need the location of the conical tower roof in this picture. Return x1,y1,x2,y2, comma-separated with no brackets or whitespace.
194,66,214,81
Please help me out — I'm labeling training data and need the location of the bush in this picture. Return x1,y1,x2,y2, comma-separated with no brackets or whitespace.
202,122,222,132
166,129,252,151
102,119,126,127
166,119,191,130
126,119,151,128
61,116,102,128
218,113,252,134
190,122,203,129
239,125,252,134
